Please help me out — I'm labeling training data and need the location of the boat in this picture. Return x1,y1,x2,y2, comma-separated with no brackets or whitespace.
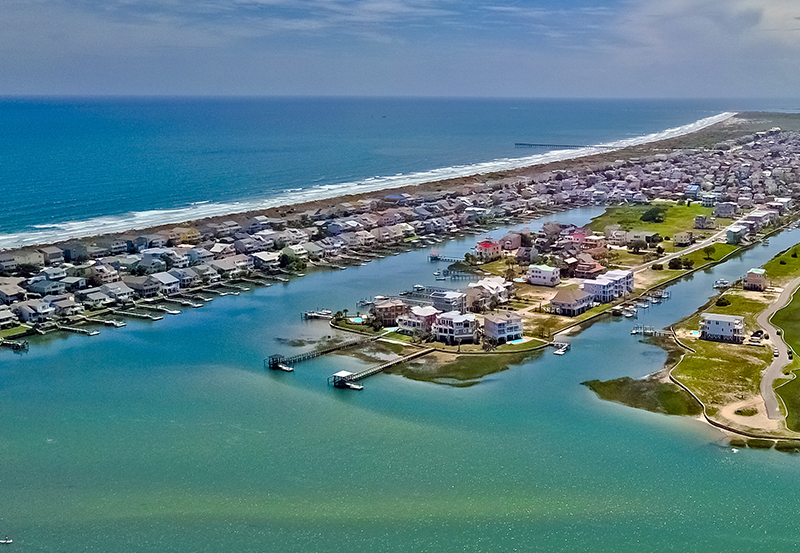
637,302,649,309
435,276,447,281
345,382,364,390
413,284,425,291
553,349,566,355
0,536,12,545
433,271,441,276
713,279,729,289
277,364,294,372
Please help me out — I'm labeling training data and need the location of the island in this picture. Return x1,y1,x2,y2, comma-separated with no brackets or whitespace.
3,111,800,450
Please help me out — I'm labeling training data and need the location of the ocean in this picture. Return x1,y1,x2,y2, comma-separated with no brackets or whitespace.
0,97,794,248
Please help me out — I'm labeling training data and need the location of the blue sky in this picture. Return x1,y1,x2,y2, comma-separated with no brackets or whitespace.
2,0,799,97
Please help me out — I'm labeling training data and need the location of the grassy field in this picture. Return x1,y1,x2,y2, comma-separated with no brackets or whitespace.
771,292,800,431
583,376,702,416
670,291,774,416
388,350,542,387
764,246,800,284
589,203,713,237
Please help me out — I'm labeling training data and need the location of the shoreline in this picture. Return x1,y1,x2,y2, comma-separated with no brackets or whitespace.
0,111,742,250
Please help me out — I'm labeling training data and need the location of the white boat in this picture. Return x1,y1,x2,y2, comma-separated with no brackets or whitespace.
713,279,729,289
637,302,649,309
553,349,565,355
413,284,425,291
277,364,294,372
433,271,441,276
0,537,12,544
435,276,447,281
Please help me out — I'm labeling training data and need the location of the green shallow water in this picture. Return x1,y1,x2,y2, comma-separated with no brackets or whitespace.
3,211,800,551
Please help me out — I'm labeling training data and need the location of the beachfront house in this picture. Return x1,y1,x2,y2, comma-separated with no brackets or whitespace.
37,246,64,266
432,311,478,345
526,264,560,287
549,288,593,316
482,312,523,344
699,313,745,343
744,268,767,291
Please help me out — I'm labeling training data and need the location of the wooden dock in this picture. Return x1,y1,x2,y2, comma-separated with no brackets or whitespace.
328,348,434,388
266,335,377,370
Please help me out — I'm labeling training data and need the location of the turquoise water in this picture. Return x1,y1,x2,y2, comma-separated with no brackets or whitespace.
3,208,800,551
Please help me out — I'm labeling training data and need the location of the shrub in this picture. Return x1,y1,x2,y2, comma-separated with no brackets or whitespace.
641,206,666,223
716,296,731,306
652,263,663,271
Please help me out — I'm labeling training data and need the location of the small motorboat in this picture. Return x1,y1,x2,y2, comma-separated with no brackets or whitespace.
0,536,12,545
713,279,729,289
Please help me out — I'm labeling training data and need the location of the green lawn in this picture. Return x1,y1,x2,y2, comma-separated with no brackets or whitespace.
0,325,29,339
671,292,773,410
764,246,800,284
771,292,800,431
589,202,713,237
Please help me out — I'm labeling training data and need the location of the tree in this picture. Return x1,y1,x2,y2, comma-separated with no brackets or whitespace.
682,258,695,269
464,252,476,265
656,245,665,256
668,257,683,270
702,245,716,260
641,206,666,223
629,239,647,254
520,233,533,248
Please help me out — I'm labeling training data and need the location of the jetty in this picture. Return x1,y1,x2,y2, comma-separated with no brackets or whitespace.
265,335,377,371
328,348,435,389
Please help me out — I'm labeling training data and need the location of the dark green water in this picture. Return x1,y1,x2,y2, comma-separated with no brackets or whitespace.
3,209,800,551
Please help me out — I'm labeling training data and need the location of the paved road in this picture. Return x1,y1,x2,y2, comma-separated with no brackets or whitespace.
758,276,800,419
631,225,730,274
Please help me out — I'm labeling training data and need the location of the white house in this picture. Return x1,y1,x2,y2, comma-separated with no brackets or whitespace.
432,311,478,344
151,272,181,296
699,313,744,343
526,264,560,287
483,312,523,344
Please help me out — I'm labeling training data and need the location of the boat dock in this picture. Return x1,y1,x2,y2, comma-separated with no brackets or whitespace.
630,325,671,337
56,324,99,336
550,341,570,355
113,310,163,321
80,316,126,327
301,310,333,320
138,304,180,315
0,338,29,351
328,348,435,389
429,253,462,263
265,335,377,371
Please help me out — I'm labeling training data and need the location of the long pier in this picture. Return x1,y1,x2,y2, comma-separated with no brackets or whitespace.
328,348,435,388
429,253,462,263
265,335,377,370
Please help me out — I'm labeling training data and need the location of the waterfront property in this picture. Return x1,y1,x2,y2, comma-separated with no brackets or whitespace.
699,313,745,343
371,299,409,326
431,311,478,345
744,268,767,291
483,312,523,344
549,288,593,316
526,264,560,287
397,305,440,335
